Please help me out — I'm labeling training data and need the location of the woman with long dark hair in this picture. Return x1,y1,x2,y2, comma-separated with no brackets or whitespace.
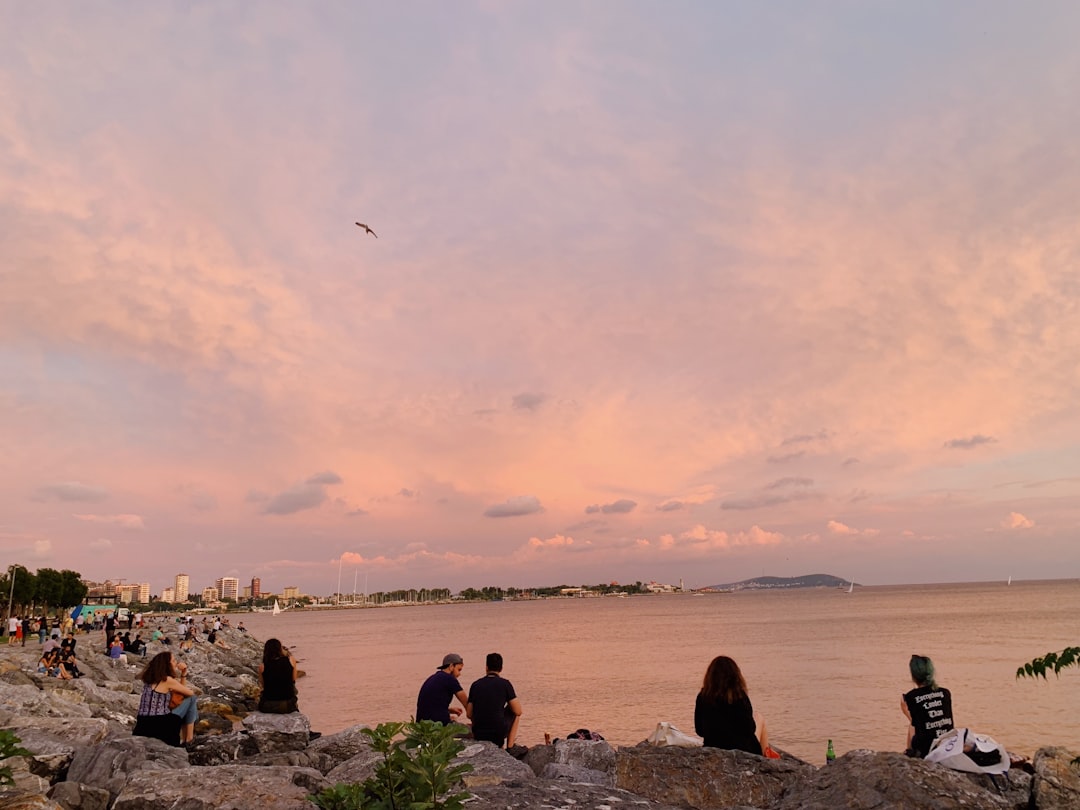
258,638,298,713
694,655,766,754
133,650,198,745
901,654,954,757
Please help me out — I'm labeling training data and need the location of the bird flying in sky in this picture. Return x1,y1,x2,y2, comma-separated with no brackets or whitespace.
355,222,377,238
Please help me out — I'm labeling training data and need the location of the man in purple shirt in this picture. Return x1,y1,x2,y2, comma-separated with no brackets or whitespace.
416,653,468,725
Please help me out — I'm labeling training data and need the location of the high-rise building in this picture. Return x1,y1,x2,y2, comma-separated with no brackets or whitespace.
137,582,150,603
241,586,252,599
251,577,261,598
174,573,190,603
215,577,239,601
202,587,219,603
282,586,300,600
161,587,175,602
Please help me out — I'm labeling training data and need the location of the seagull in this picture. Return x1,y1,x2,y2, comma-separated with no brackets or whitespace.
355,222,378,238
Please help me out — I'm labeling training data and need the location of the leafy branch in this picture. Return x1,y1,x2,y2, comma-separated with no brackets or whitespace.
0,729,31,786
311,720,473,810
1016,647,1080,680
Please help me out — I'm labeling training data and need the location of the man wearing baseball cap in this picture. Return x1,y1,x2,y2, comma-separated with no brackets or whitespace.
416,653,468,725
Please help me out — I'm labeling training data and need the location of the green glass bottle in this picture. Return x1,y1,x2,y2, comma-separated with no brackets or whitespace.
826,739,836,764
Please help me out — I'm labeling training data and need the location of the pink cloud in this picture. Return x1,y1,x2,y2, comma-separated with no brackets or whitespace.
1002,512,1034,530
72,514,145,529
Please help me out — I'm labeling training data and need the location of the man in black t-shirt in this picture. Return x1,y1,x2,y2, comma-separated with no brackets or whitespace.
467,652,523,748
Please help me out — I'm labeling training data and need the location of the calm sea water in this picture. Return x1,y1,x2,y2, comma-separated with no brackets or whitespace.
239,580,1079,764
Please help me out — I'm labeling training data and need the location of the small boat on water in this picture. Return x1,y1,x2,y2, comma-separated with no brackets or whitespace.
272,600,282,616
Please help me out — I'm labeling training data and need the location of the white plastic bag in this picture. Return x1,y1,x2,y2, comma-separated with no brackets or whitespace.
924,728,1009,775
646,721,703,747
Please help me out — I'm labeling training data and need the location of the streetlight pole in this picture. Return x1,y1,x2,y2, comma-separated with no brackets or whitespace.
5,566,16,636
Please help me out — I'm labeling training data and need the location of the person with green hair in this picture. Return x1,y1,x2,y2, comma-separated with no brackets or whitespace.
901,654,954,757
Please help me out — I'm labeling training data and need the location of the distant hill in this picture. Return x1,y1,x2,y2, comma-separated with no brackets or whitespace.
705,573,853,591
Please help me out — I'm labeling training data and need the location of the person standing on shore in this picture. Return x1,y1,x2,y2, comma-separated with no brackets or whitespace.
466,652,523,748
7,616,17,644
416,653,468,725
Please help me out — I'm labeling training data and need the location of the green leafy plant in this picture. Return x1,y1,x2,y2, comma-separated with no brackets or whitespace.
1016,647,1080,680
310,720,473,810
0,729,31,787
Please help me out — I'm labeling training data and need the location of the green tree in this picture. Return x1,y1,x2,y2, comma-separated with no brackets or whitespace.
1,565,37,619
59,570,88,612
34,568,64,615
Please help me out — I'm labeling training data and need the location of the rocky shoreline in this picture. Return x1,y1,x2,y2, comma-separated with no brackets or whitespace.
1,628,1077,809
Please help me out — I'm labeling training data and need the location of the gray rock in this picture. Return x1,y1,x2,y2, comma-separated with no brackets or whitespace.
245,749,338,772
470,779,684,809
111,764,330,810
185,730,259,766
965,769,1033,810
65,736,190,801
241,711,311,753
455,741,536,787
305,723,374,770
324,748,384,784
2,717,111,749
47,781,111,810
615,744,812,809
0,756,51,795
1032,746,1080,810
522,742,557,777
0,790,64,809
550,738,617,776
540,762,614,785
772,750,1011,810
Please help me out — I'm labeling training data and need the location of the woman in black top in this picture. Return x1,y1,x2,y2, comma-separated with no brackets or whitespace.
694,655,766,754
901,654,954,757
258,638,298,713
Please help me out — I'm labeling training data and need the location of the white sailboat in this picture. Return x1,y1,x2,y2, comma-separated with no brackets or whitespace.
848,580,854,594
1007,576,1012,586
272,600,282,616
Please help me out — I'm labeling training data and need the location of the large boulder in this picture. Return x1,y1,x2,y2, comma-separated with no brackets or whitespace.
615,745,811,809
538,739,618,786
185,730,259,766
470,779,684,809
324,747,384,784
0,718,113,784
65,736,190,801
47,781,111,810
455,741,536,787
241,711,311,753
306,723,374,770
0,791,64,810
1032,746,1080,810
111,764,329,810
772,750,1012,810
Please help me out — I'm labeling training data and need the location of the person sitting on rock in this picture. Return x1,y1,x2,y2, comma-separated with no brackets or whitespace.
466,652,523,748
901,654,954,758
109,635,129,667
258,638,299,713
417,653,469,726
694,655,767,755
207,628,231,650
38,648,61,676
134,651,198,746
59,645,82,678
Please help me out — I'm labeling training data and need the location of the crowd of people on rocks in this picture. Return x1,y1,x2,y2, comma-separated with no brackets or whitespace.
4,608,975,762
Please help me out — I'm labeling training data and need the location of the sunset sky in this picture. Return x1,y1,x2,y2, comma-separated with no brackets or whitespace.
3,3,1078,597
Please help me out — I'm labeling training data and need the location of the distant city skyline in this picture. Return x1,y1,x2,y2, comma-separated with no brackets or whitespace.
3,3,1079,593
